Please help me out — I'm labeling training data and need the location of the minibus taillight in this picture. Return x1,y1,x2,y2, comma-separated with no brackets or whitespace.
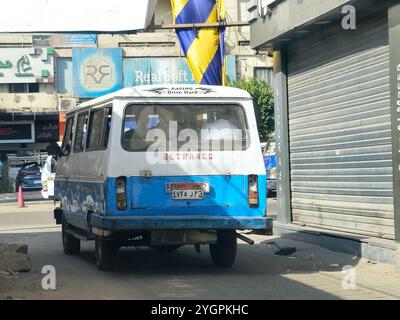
248,175,259,208
116,177,127,210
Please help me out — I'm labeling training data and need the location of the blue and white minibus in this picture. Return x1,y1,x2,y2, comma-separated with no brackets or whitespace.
48,85,272,271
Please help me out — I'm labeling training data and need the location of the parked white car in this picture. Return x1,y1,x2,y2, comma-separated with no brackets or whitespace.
41,155,56,199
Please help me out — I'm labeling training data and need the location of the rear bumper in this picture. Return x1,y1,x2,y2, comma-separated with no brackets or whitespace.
21,185,42,190
89,214,273,232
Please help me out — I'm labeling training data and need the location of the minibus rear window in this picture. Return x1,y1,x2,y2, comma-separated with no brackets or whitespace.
122,104,249,152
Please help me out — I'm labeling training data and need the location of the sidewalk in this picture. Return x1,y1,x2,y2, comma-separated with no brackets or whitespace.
0,202,55,232
0,191,46,204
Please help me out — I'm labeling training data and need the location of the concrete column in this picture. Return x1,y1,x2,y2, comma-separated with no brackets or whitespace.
388,0,400,270
272,48,292,224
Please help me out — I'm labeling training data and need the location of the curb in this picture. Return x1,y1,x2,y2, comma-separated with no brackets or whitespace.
274,221,398,265
0,225,60,232
0,199,53,206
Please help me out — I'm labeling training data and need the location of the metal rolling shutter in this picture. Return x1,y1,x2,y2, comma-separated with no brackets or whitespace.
287,15,394,239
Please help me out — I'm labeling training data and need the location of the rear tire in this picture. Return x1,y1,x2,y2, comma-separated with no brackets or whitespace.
62,216,80,255
95,237,119,271
210,230,237,269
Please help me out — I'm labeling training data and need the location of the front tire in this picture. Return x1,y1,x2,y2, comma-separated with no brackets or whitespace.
62,216,80,255
95,237,119,271
210,230,237,269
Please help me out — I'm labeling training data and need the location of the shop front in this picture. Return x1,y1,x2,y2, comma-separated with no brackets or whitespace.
0,112,59,192
249,0,400,243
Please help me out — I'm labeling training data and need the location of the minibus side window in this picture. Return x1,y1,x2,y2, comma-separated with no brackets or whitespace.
103,107,112,149
74,112,89,153
61,116,74,155
86,106,112,151
86,108,106,151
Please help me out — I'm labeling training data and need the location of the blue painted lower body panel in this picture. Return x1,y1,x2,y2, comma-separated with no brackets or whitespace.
56,175,270,232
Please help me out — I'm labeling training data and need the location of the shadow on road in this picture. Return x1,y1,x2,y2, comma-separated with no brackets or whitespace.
0,230,364,299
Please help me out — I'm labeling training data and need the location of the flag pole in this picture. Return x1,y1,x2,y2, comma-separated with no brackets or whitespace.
216,0,227,86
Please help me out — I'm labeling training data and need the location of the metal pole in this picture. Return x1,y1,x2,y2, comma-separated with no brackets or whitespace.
150,21,249,30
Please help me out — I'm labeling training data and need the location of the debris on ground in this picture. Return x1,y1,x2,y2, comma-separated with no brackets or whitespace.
265,242,298,257
0,243,31,273
275,247,297,256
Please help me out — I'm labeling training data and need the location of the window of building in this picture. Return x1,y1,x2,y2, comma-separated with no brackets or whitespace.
86,106,112,151
73,112,89,153
8,83,39,93
254,67,274,88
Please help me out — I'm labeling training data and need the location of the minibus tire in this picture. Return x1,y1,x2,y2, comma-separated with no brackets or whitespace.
209,230,237,268
62,217,80,255
95,237,119,271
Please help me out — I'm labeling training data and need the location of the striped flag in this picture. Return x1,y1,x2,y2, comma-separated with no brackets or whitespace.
171,0,227,86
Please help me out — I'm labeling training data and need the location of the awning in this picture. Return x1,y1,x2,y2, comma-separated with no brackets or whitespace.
0,0,158,33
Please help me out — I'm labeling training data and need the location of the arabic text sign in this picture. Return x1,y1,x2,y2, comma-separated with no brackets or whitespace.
0,48,54,84
54,34,97,47
0,0,157,32
32,35,53,48
73,48,123,98
35,121,59,142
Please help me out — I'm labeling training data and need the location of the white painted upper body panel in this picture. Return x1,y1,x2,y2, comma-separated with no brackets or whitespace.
58,85,265,179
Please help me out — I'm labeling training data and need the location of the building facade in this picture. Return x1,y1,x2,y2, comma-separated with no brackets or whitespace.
249,0,400,247
0,0,272,190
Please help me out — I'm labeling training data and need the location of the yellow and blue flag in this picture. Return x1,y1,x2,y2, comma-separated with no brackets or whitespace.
171,0,226,86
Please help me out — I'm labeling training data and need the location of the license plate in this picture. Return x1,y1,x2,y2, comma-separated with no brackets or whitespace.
166,182,210,193
171,190,204,200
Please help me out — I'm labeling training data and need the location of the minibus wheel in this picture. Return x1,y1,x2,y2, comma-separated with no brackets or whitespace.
209,230,237,268
95,237,119,271
62,216,80,255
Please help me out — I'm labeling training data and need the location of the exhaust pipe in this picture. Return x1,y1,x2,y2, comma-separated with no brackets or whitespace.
236,233,255,245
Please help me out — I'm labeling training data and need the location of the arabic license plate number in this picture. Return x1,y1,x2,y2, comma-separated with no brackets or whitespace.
171,190,204,200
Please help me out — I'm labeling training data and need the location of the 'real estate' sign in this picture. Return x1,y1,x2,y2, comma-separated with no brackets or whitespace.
0,48,54,83
123,56,237,87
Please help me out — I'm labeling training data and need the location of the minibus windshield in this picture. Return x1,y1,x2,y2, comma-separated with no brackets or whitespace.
122,104,249,152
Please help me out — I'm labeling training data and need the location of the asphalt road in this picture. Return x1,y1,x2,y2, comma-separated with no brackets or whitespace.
1,199,400,300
